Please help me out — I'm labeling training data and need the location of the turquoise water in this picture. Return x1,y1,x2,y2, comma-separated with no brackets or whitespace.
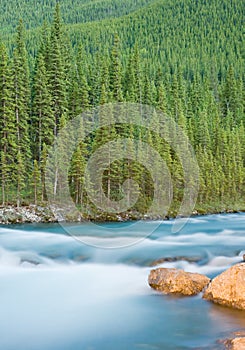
0,213,245,350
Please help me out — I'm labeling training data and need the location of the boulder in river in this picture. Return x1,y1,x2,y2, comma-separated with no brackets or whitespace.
223,336,245,350
203,263,245,310
149,256,202,267
148,267,210,296
229,338,245,350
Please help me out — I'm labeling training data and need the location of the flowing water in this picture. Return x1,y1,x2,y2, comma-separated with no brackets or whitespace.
0,213,245,350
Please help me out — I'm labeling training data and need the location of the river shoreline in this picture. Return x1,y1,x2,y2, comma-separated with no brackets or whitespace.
0,203,244,224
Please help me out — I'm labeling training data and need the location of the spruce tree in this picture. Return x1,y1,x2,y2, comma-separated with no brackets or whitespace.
12,20,31,205
40,143,48,201
0,42,16,204
32,52,54,162
48,3,68,135
110,34,123,102
31,160,41,205
69,136,87,206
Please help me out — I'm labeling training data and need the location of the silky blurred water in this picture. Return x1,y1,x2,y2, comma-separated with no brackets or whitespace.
0,213,245,350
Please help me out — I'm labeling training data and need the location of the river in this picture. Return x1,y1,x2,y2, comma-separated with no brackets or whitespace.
0,213,245,350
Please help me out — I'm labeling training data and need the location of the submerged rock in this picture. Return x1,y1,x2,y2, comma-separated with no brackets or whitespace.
148,267,210,296
203,263,245,310
149,256,202,266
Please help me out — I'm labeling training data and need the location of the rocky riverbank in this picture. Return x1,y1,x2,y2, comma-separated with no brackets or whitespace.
0,205,157,224
0,205,75,224
0,204,243,224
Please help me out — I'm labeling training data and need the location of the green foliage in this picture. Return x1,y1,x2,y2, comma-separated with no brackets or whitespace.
0,0,243,215
0,0,154,37
31,160,41,205
31,52,54,161
0,42,16,204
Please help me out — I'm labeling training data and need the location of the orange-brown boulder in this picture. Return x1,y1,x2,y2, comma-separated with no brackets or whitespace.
203,263,245,310
148,268,210,296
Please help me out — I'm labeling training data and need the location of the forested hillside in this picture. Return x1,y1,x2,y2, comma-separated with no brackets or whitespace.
0,0,154,36
0,0,244,217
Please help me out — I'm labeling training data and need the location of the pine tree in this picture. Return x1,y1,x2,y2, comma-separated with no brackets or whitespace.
32,52,55,162
48,3,68,135
31,160,41,204
40,143,48,201
124,52,136,102
39,21,51,68
91,105,117,208
142,69,155,106
69,145,87,205
132,44,142,103
12,20,31,205
157,82,167,114
99,83,108,105
80,73,90,112
222,66,237,119
110,34,123,102
16,150,25,207
53,114,71,198
99,59,110,105
67,69,81,119
0,42,16,204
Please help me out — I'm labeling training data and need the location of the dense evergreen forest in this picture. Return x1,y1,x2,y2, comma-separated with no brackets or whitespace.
1,0,154,37
0,0,244,217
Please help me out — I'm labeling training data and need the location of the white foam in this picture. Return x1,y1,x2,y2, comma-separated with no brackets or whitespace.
158,231,245,246
157,254,242,276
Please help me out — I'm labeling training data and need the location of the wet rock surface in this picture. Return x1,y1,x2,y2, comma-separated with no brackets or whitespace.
203,263,245,310
148,267,210,296
149,256,202,266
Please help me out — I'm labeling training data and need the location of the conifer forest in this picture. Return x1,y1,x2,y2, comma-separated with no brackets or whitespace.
0,0,244,217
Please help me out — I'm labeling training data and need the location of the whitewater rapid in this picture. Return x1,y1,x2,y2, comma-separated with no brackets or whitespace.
0,213,245,350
